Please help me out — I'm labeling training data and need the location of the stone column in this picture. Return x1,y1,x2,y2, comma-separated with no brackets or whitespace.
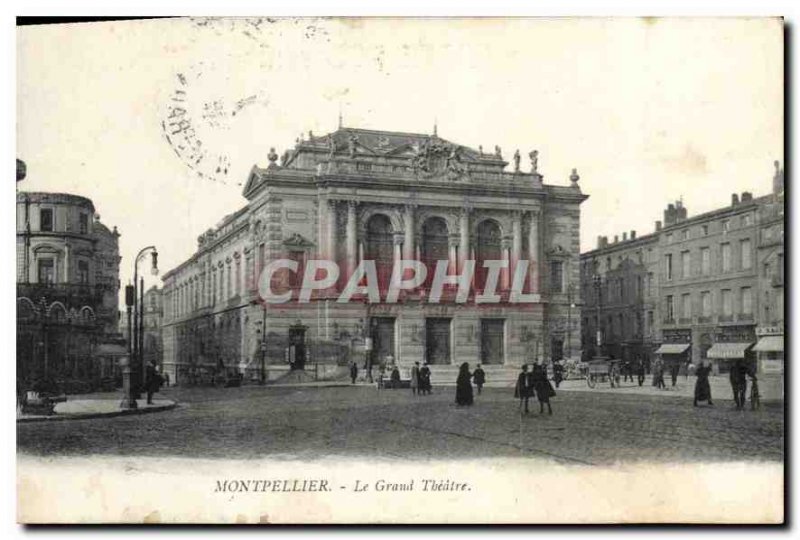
448,235,459,275
403,205,415,261
326,199,337,263
500,238,511,290
528,211,540,293
459,208,470,272
511,211,522,282
346,201,357,279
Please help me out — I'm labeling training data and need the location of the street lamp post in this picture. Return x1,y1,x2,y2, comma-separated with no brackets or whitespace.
121,284,137,409
132,246,158,395
566,283,576,361
250,299,267,384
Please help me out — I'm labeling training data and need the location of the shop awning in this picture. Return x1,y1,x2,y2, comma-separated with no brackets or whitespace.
706,342,753,359
753,336,784,352
654,343,690,354
94,343,129,357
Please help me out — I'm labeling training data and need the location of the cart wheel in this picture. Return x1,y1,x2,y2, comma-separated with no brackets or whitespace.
586,374,596,388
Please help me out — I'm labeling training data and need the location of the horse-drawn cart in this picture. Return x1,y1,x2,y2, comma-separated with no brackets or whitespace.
585,357,622,388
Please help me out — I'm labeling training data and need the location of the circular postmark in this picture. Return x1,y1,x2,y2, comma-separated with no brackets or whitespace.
159,60,269,184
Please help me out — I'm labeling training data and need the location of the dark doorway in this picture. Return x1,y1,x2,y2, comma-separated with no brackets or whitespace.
551,338,564,362
371,317,396,368
288,323,307,370
480,319,505,365
425,318,452,364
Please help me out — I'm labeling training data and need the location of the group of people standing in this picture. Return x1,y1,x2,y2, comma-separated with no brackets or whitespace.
410,362,433,395
454,363,487,406
514,362,556,414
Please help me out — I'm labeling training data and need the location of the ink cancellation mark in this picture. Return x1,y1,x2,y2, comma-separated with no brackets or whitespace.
159,62,269,184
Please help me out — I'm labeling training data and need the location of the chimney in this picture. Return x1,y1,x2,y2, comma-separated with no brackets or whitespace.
741,192,753,203
664,203,677,226
597,235,603,249
732,193,739,206
622,232,628,241
678,205,688,221
614,235,619,244
655,220,662,231
774,160,785,194
631,230,637,239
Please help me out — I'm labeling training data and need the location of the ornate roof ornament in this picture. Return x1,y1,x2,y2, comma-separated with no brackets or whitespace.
529,150,539,174
410,139,469,181
570,167,580,186
267,147,278,167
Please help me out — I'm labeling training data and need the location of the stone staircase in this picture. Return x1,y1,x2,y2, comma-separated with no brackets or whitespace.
426,364,520,387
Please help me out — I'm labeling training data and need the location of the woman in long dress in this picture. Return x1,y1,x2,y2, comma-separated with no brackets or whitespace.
531,361,555,415
694,360,713,406
455,362,474,406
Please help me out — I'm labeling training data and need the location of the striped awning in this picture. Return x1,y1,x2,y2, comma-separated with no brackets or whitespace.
654,343,690,355
753,336,784,352
706,342,753,359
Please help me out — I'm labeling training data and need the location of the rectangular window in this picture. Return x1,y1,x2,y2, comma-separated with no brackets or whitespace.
38,258,55,284
681,251,691,279
777,253,784,281
701,247,711,275
40,209,53,232
721,289,732,316
721,243,731,272
741,287,752,315
78,260,89,284
682,293,691,319
740,239,752,269
721,220,729,232
289,251,305,288
665,254,673,280
79,213,89,234
665,295,674,322
701,291,711,317
702,225,709,236
647,311,654,331
742,214,752,226
550,261,564,293
666,233,673,244
681,229,689,241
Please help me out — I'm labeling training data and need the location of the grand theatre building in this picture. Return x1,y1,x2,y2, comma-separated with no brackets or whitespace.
161,127,587,383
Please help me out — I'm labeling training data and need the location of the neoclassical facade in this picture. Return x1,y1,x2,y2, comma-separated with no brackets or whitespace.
161,127,587,382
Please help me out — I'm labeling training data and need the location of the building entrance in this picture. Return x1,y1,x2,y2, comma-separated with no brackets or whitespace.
425,318,451,364
480,319,505,365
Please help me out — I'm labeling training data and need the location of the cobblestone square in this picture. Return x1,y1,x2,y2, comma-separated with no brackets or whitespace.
17,384,784,465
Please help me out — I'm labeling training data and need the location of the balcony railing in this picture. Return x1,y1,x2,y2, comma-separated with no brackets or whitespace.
719,314,734,323
17,282,104,305
678,317,692,325
737,313,754,322
698,316,713,324
663,317,675,325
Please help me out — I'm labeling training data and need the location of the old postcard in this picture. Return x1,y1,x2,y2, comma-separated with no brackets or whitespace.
15,17,784,524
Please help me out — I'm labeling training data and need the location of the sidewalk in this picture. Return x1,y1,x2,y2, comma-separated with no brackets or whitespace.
17,398,177,423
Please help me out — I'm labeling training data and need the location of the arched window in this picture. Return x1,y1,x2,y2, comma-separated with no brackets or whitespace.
475,219,502,291
365,214,394,292
421,217,449,289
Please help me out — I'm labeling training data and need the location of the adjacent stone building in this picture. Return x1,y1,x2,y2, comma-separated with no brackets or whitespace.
580,162,784,379
161,126,588,383
16,191,123,390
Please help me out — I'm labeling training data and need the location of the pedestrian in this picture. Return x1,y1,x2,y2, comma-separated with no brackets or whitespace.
730,360,748,410
410,361,420,395
419,362,432,395
473,364,486,394
693,360,713,406
145,361,163,405
636,357,646,387
623,358,633,383
670,362,680,387
349,361,358,384
531,359,555,415
455,362,474,406
514,364,534,414
377,364,386,390
163,372,170,388
390,364,401,389
553,360,564,388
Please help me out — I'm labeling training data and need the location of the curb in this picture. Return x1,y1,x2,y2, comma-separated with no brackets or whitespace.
17,401,179,423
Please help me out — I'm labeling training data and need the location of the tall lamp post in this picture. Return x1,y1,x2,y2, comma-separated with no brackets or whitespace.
249,299,267,384
132,246,158,394
566,283,578,360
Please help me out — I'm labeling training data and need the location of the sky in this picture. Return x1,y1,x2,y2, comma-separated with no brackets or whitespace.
16,17,783,294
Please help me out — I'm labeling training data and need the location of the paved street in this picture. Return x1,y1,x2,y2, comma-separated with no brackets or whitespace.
17,385,783,465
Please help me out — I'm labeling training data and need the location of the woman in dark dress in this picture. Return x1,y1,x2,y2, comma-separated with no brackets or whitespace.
455,362,474,406
694,361,713,406
531,361,555,414
419,363,432,395
390,365,401,389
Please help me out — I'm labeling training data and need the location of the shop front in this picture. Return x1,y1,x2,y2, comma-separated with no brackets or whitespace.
753,325,784,401
655,329,692,372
